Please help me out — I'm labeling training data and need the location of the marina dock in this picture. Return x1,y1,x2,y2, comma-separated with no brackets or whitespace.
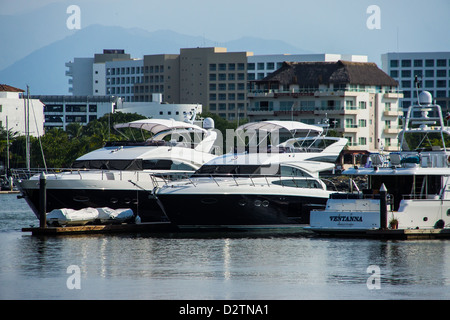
313,228,450,240
22,222,177,236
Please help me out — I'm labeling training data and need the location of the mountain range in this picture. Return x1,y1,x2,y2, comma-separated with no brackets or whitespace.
0,20,309,95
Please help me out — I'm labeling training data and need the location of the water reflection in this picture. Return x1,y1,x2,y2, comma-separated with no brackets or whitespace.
2,230,450,299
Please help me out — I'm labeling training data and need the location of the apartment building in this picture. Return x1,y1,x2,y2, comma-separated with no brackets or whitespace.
133,47,252,121
381,52,450,111
133,54,180,103
104,58,143,102
247,61,403,152
66,49,141,100
181,47,251,121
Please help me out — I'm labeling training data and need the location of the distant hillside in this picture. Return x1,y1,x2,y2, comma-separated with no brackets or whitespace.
0,24,308,95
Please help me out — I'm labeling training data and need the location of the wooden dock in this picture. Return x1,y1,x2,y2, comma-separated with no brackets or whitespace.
312,228,450,240
22,222,177,236
366,228,450,240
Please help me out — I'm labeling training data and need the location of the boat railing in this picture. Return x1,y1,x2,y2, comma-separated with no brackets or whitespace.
173,173,324,189
364,150,450,169
10,168,194,183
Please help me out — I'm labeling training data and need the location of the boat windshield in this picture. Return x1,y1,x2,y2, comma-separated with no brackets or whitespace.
192,164,313,177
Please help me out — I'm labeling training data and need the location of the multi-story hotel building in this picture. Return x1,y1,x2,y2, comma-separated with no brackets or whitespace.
247,61,403,152
66,49,143,102
381,52,450,112
133,47,251,121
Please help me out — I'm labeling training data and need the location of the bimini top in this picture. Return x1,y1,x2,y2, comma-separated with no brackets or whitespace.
237,120,323,134
114,119,207,134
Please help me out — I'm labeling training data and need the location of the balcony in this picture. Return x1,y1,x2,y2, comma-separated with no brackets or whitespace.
384,92,404,99
384,127,401,134
383,109,403,117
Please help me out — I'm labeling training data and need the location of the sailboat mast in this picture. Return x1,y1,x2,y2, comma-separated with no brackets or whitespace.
26,85,30,171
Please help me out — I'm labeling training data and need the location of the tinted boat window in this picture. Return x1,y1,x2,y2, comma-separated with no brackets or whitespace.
280,165,313,177
272,179,323,189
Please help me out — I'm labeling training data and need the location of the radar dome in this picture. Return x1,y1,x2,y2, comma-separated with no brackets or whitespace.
203,117,214,130
419,91,432,105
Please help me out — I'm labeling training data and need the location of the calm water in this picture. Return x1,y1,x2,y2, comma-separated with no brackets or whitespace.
1,193,450,300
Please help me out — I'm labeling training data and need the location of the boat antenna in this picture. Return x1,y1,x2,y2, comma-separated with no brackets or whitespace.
414,75,422,105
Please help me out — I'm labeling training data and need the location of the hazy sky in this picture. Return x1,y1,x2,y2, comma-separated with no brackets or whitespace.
1,0,450,63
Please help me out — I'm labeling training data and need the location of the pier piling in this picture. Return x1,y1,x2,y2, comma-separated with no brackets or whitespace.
379,183,387,230
39,172,47,228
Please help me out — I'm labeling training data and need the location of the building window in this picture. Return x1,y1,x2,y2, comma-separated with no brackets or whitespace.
385,138,392,147
437,70,447,77
359,101,367,109
425,70,434,77
401,60,411,67
414,60,423,67
247,63,255,70
437,59,447,67
437,80,446,88
402,80,411,88
425,59,434,67
390,60,399,68
358,137,367,146
425,80,434,88
401,70,411,77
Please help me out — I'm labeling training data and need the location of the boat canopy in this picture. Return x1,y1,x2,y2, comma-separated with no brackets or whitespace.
237,120,323,134
114,119,207,134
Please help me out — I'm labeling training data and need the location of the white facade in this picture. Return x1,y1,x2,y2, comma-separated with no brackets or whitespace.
65,58,94,95
381,52,450,110
93,63,106,96
0,90,44,137
248,54,368,80
118,94,202,122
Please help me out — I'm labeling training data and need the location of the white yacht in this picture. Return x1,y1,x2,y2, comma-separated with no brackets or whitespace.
309,91,450,235
152,121,348,230
15,118,218,223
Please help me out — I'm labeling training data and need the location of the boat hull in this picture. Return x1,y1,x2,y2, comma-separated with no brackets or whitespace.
156,193,328,230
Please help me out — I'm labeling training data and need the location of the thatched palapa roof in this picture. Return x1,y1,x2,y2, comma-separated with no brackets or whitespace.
258,60,398,87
